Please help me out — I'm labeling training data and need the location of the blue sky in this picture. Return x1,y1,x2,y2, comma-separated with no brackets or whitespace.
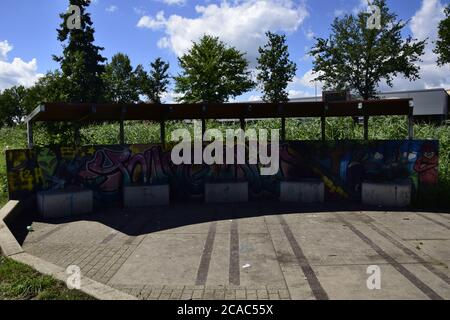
0,0,448,102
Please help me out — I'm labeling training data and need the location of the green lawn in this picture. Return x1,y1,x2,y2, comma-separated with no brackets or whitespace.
0,255,93,300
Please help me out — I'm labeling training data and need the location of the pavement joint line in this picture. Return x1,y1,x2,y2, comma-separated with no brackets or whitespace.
277,215,329,300
415,213,450,230
337,214,444,300
229,220,240,286
263,216,290,296
30,224,67,243
195,222,217,286
359,216,450,285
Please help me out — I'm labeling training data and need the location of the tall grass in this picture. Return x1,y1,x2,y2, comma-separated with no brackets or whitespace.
1,117,449,209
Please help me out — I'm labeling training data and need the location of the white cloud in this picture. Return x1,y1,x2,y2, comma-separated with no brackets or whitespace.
162,0,186,5
334,9,346,17
137,11,167,30
137,0,308,61
0,40,13,61
0,40,43,91
304,28,315,40
106,5,118,13
381,0,449,91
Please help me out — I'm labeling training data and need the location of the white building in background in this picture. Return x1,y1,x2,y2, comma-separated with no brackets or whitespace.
290,88,449,122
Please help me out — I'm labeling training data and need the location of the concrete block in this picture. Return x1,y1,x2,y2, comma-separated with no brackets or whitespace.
205,182,248,203
37,190,93,219
362,181,411,207
280,180,325,203
123,184,170,208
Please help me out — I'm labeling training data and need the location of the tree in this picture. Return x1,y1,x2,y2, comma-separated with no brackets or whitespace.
0,86,28,126
53,0,106,103
435,4,450,66
102,53,141,103
174,35,255,103
144,58,170,104
257,32,297,103
309,0,426,100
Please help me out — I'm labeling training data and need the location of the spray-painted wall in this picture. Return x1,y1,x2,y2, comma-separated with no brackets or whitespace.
5,140,439,204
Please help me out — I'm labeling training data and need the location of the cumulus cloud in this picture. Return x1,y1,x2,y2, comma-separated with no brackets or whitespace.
137,0,308,61
0,40,43,91
380,0,449,91
0,40,13,61
162,0,186,5
106,5,118,13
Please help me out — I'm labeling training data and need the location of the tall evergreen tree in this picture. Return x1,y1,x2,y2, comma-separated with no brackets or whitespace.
257,32,297,103
309,0,426,99
145,58,170,104
53,0,106,103
435,4,450,66
175,35,255,103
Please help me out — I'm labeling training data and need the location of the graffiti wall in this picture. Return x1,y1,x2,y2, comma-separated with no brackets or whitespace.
5,140,439,204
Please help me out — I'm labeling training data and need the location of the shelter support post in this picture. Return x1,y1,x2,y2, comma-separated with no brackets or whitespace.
281,117,286,142
119,106,126,145
119,120,125,145
160,120,166,149
321,116,326,141
202,119,206,137
27,121,33,149
408,101,414,140
363,116,369,140
74,124,81,146
240,119,245,131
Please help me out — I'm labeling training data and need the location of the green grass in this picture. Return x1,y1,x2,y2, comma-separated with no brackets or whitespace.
0,255,93,300
1,117,449,209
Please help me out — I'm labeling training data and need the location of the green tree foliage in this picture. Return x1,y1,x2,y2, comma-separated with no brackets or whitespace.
309,0,426,99
0,71,70,127
174,35,255,103
102,53,142,103
257,32,297,103
53,0,106,103
0,86,28,126
144,58,170,104
435,4,450,66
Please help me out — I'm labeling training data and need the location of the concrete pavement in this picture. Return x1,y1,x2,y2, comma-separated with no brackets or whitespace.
18,203,450,300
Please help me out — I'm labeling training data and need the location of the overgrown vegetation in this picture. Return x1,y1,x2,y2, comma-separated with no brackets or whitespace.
0,255,93,300
1,118,449,209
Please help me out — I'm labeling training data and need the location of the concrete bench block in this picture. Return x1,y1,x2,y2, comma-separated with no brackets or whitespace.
205,182,248,203
37,190,93,219
123,184,170,208
362,181,411,207
280,180,325,203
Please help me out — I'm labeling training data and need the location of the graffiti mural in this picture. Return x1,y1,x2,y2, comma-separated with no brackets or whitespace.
5,140,439,204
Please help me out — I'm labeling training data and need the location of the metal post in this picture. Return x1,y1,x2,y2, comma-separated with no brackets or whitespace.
363,116,369,140
281,117,286,142
240,118,246,131
408,100,414,140
321,116,326,141
74,124,81,146
27,121,33,149
202,119,206,137
119,120,125,145
160,120,166,149
119,106,126,145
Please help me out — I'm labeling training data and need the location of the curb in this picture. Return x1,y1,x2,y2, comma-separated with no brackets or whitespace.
0,200,138,300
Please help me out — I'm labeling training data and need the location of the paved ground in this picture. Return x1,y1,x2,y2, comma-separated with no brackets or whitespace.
18,203,450,300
